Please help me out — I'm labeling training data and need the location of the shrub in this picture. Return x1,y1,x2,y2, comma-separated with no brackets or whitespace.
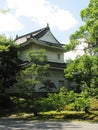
74,91,90,113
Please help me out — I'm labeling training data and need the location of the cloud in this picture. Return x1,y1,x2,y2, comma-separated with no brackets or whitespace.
0,12,23,32
7,0,77,31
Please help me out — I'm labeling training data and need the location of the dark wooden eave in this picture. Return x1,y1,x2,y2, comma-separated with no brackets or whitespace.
19,60,66,70
47,61,66,69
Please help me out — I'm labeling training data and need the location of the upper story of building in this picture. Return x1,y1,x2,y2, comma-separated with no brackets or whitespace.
15,25,65,64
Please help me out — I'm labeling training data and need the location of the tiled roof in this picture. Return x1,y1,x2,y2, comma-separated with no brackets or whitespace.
15,25,50,40
15,25,64,49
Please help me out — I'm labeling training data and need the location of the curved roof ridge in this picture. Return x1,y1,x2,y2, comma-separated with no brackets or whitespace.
15,25,50,40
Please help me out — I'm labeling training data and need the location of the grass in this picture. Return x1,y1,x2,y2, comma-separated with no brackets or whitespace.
3,110,98,122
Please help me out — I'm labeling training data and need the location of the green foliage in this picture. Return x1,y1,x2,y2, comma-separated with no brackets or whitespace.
11,87,92,115
40,87,91,114
65,0,98,53
64,0,98,99
0,35,8,43
66,90,76,103
74,91,90,113
29,49,47,64
85,87,98,98
41,87,77,112
0,35,20,93
14,49,50,116
65,54,98,93
40,87,68,111
15,49,50,96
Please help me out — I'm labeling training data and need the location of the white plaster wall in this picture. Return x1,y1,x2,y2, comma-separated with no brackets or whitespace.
46,48,64,63
20,43,64,63
6,67,70,93
35,69,66,92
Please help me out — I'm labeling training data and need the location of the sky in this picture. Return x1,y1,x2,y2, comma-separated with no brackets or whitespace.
0,0,90,44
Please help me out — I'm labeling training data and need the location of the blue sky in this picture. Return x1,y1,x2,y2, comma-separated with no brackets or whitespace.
0,0,90,44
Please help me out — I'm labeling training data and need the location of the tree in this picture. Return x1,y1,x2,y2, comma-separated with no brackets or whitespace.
15,49,50,95
15,49,50,116
0,35,20,94
64,54,98,93
65,0,98,54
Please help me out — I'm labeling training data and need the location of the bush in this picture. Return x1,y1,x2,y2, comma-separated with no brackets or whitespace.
40,87,77,112
74,91,90,113
40,87,68,112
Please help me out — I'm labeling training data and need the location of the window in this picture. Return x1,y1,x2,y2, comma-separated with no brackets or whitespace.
57,54,61,60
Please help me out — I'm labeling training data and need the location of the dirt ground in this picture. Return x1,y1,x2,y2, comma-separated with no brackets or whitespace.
0,117,98,130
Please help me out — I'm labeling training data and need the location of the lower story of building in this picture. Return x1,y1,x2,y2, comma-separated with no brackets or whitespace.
5,68,70,94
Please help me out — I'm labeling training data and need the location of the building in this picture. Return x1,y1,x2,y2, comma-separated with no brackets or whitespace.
7,25,69,93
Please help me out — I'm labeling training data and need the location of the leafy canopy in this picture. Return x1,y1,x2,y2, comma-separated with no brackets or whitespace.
0,35,20,93
65,0,98,52
15,49,50,96
64,54,98,93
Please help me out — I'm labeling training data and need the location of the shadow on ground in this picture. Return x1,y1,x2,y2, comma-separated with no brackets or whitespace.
0,117,82,130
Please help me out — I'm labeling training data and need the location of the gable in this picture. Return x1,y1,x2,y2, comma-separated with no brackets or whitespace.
39,30,60,44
